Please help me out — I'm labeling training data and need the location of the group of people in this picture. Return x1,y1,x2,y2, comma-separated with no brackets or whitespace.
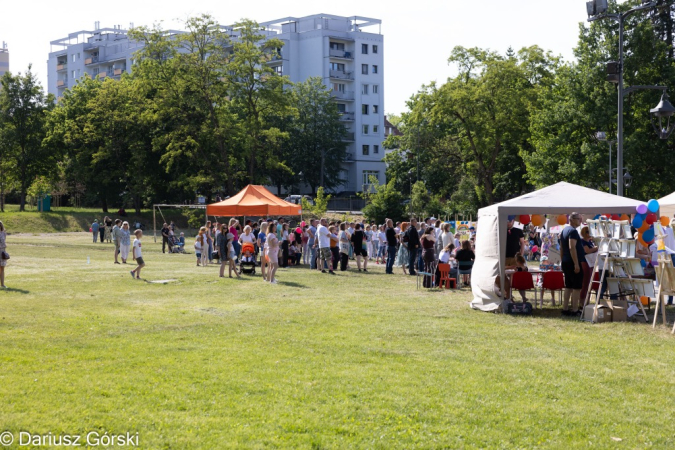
90,218,146,279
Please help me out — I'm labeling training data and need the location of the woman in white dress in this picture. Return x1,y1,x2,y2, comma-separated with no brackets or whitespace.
119,221,132,264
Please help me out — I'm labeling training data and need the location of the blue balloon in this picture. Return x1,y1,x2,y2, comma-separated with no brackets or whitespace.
642,228,655,243
633,216,644,229
594,214,602,220
648,199,660,213
638,212,647,220
508,215,516,221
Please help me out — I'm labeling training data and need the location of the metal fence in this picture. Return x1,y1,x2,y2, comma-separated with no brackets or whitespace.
327,197,366,212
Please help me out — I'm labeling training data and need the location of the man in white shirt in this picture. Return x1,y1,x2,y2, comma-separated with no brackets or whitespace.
316,218,336,274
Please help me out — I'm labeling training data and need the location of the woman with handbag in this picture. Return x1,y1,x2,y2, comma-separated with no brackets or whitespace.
0,221,7,289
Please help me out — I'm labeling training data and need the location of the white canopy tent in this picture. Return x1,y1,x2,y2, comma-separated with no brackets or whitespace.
658,191,675,219
470,182,645,311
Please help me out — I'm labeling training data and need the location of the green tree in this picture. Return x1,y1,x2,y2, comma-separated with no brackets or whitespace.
362,179,406,224
0,66,55,211
301,186,331,218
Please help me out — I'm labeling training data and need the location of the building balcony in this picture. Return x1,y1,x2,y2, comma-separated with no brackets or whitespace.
345,152,355,162
329,49,353,60
56,80,67,88
98,72,107,79
331,90,354,101
56,63,67,71
113,68,124,76
329,70,354,81
85,57,99,65
343,132,355,141
339,112,354,121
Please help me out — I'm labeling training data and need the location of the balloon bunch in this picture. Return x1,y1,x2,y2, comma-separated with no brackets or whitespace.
509,214,560,227
632,199,670,246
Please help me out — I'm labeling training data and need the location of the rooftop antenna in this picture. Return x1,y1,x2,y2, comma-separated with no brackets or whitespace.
95,21,100,30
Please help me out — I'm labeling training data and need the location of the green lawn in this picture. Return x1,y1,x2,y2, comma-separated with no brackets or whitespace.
1,233,674,449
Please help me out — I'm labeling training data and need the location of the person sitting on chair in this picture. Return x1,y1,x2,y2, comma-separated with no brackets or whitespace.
455,240,475,285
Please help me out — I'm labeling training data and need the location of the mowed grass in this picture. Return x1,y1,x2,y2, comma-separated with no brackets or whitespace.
1,233,675,449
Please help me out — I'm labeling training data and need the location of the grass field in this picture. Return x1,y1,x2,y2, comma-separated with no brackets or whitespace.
1,232,675,449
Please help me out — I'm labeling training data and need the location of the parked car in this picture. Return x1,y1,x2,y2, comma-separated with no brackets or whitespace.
285,195,314,206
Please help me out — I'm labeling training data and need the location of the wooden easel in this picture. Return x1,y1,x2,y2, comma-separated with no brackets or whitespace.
652,225,675,330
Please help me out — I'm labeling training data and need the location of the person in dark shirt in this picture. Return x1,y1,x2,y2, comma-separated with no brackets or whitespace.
161,223,172,254
407,218,421,276
455,240,475,262
385,219,397,274
560,213,585,315
351,224,368,272
505,219,525,267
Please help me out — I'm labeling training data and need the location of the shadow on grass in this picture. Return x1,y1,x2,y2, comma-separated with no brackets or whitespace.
278,281,309,289
2,287,30,294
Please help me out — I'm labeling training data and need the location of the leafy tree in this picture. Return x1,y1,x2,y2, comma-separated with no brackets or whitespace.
301,186,331,218
0,66,56,211
362,178,406,223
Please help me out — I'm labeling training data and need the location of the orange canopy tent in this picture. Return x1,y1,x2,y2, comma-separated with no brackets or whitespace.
206,185,302,217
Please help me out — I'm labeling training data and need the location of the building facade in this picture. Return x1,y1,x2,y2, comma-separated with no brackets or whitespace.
47,14,386,193
259,14,386,193
0,42,9,78
47,23,140,98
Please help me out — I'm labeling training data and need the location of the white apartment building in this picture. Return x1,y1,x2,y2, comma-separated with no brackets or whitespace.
47,14,386,193
0,42,9,78
47,23,143,98
258,14,386,193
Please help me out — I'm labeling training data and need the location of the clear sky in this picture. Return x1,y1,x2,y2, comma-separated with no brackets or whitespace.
1,0,588,114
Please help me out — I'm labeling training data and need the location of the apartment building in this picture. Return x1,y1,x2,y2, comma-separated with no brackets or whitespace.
47,23,143,98
259,14,386,193
0,42,8,78
47,14,386,193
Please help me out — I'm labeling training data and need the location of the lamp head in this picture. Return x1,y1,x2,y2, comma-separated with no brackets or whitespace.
650,92,675,139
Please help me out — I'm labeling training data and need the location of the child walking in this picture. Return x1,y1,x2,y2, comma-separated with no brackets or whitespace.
130,229,145,279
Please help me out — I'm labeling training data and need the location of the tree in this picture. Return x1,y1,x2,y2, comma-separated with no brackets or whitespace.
0,66,55,211
285,77,347,194
362,178,406,224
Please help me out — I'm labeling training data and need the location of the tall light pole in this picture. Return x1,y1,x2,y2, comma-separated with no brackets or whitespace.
586,0,675,196
596,131,616,194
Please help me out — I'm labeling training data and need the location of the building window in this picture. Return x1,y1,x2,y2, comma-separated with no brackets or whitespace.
361,84,369,95
330,42,345,51
363,170,379,185
337,103,346,113
362,145,370,155
374,145,380,154
373,125,379,133
362,64,368,75
273,65,282,75
372,65,378,74
373,105,379,114
362,104,369,115
72,70,76,79
373,45,378,54
330,62,345,71
362,44,368,54
72,54,76,63
363,125,369,134
93,68,100,76
373,85,379,94
333,83,346,92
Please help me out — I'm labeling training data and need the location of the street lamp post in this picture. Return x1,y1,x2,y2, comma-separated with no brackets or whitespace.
596,131,616,194
408,170,413,217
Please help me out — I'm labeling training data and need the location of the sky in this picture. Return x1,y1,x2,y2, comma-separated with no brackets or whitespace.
1,0,588,114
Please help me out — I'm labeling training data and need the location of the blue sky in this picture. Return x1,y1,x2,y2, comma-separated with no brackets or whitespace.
1,0,587,114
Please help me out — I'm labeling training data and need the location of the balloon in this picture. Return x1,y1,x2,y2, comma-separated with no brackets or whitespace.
301,221,306,227
519,215,531,225
531,214,544,227
636,204,648,215
638,221,650,232
620,214,630,221
642,228,655,243
603,214,612,219
508,215,516,221
611,214,621,221
593,214,601,220
660,216,671,227
646,213,657,225
557,214,568,226
647,199,660,213
633,216,644,229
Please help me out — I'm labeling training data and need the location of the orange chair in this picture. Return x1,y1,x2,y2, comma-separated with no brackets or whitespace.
542,271,565,307
438,263,456,289
511,271,537,305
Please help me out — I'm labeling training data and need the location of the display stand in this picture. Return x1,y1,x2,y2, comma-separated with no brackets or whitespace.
581,219,649,323
651,224,675,331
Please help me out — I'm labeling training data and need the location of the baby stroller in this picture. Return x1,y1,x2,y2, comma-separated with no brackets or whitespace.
240,242,256,275
170,235,186,253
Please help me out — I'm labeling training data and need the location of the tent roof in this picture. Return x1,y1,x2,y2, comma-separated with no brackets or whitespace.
206,185,302,217
659,191,675,219
481,182,644,217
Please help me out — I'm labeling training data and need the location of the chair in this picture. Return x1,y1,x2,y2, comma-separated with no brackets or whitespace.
511,271,538,305
541,271,565,308
458,261,474,288
438,263,457,289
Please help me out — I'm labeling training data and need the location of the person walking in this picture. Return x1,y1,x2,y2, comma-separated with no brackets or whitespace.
226,232,241,278
130,229,145,280
119,222,131,264
317,218,336,275
406,218,421,276
99,217,106,243
104,216,113,243
0,221,7,289
91,219,100,243
351,223,368,272
112,219,122,264
385,219,397,274
161,223,172,254
266,222,280,284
